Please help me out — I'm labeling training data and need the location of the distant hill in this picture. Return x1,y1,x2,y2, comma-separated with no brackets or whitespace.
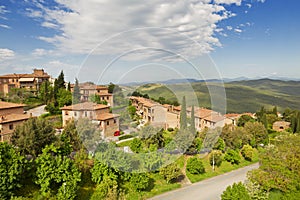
133,79,300,113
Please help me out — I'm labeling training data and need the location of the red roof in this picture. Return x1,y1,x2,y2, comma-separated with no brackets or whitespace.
0,101,26,110
60,102,109,111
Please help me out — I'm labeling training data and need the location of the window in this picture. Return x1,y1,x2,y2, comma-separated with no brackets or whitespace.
65,111,69,115
85,111,87,117
9,124,14,130
74,112,77,117
114,119,116,124
107,121,109,125
106,96,109,100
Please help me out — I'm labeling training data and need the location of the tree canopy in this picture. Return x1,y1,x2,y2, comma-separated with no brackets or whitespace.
11,117,56,157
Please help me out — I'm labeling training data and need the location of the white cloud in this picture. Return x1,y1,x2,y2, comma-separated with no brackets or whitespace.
214,0,242,6
0,24,10,29
0,48,15,62
32,48,53,56
234,28,243,33
226,26,233,30
26,0,243,61
0,5,9,15
246,3,252,8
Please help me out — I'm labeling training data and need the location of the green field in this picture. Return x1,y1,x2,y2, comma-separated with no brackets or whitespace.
131,79,300,113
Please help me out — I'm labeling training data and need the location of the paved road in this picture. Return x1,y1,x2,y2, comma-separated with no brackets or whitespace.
27,105,48,117
149,163,259,200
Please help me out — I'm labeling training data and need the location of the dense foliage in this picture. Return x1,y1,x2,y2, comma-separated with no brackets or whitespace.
0,143,25,199
221,182,251,200
186,157,205,175
11,117,56,157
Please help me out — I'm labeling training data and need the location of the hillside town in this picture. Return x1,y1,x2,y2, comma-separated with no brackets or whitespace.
0,68,299,200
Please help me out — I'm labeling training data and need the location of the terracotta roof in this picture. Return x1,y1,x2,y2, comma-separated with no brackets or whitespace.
195,108,214,118
0,113,30,124
225,113,241,118
0,101,26,109
203,114,225,123
0,72,50,79
60,102,109,111
96,113,119,121
273,121,291,126
130,96,159,107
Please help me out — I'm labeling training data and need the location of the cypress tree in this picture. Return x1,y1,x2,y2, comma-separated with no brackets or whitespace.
73,78,81,104
180,96,187,130
190,105,196,135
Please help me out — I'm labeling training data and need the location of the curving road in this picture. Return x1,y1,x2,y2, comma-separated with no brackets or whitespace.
149,163,259,200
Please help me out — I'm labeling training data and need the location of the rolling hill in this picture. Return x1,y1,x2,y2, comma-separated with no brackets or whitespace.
129,79,300,113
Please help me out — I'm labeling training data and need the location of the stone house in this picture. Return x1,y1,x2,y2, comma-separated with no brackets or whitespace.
0,101,31,142
60,102,119,137
0,69,50,95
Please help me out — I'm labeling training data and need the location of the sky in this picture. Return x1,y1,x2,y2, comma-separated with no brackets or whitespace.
0,0,299,84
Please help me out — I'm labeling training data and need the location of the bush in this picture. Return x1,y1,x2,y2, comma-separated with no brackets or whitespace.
224,149,241,165
129,173,150,191
119,134,133,140
221,182,251,200
209,150,223,167
186,157,205,174
241,144,254,161
159,162,181,183
130,138,142,153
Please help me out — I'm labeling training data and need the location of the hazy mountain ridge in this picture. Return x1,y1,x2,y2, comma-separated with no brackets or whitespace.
132,79,300,113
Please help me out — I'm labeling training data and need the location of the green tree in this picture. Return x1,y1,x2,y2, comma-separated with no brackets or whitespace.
76,118,103,152
244,122,268,147
127,105,137,120
130,138,143,153
0,143,25,199
180,96,187,130
73,78,81,104
248,134,300,194
159,162,181,183
90,176,118,200
91,161,117,184
186,157,205,174
213,138,226,152
57,88,72,108
39,80,51,104
56,70,66,90
241,144,254,161
11,118,56,157
129,173,150,191
237,115,255,127
61,119,82,151
209,150,223,168
190,105,196,135
224,149,241,165
35,145,81,200
221,182,251,200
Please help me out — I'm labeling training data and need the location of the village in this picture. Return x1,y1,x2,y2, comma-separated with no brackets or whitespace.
0,68,291,144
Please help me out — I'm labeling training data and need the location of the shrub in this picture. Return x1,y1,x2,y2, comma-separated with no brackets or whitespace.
221,182,251,200
241,144,254,161
186,157,205,174
159,162,181,183
224,149,241,165
129,173,150,191
209,150,223,167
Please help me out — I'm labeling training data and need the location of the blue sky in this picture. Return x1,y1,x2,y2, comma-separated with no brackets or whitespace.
0,0,299,83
